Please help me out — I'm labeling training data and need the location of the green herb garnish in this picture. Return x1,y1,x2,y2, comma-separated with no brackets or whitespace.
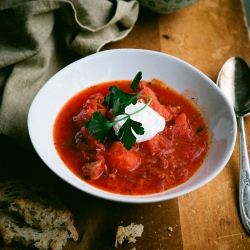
85,72,152,150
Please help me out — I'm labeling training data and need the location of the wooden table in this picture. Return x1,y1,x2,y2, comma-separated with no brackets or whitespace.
1,0,250,249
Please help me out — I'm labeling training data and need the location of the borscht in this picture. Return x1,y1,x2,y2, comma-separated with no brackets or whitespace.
53,73,209,195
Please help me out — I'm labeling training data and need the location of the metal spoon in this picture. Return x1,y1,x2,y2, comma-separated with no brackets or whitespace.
217,57,250,234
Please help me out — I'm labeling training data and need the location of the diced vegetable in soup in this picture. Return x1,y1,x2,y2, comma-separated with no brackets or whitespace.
53,75,209,195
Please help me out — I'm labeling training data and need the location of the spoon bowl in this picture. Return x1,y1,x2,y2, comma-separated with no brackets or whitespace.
217,56,250,234
217,57,250,116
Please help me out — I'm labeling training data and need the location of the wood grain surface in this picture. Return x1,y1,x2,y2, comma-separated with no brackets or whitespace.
1,0,250,249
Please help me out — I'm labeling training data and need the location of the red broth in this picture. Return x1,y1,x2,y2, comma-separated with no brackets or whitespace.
53,79,209,195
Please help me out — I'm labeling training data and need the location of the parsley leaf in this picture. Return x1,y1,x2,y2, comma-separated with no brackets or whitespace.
104,86,137,116
85,112,113,142
103,71,142,117
118,119,144,150
130,71,142,92
85,71,151,150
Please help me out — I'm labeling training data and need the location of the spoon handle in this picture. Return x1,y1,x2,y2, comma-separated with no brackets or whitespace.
238,115,250,234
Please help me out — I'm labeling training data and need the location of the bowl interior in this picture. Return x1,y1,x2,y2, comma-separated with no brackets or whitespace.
28,49,236,203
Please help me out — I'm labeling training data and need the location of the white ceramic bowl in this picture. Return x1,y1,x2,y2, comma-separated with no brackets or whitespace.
28,49,236,203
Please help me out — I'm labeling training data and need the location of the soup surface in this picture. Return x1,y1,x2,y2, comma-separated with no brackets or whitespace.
53,79,209,195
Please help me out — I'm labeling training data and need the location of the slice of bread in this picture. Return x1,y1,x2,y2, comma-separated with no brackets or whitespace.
0,180,78,250
0,210,72,250
9,198,78,236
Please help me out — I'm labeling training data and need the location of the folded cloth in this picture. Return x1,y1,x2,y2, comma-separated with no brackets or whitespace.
0,0,139,149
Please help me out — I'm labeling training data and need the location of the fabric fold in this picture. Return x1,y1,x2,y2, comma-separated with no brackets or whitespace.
0,0,139,149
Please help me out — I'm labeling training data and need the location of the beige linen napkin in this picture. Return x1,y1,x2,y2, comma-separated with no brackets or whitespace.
0,0,139,149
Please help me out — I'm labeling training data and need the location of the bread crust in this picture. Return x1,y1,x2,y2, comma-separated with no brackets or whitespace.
0,180,78,250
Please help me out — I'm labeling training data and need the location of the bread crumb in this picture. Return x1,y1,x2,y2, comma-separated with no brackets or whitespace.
115,223,144,247
167,226,173,232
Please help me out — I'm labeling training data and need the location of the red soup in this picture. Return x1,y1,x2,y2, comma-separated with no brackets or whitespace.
53,79,209,195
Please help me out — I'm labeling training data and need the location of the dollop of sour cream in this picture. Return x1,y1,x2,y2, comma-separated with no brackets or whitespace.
113,101,165,143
